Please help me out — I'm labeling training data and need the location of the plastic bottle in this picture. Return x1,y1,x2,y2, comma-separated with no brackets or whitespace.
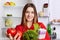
47,23,51,35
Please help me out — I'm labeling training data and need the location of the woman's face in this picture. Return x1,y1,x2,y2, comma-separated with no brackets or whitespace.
25,7,34,22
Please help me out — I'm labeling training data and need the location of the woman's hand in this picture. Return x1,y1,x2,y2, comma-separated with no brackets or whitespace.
14,31,22,40
6,31,22,40
9,33,13,40
14,33,21,40
6,32,20,40
5,32,13,40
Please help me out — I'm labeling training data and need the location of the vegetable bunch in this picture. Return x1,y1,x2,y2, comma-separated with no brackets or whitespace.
22,23,40,40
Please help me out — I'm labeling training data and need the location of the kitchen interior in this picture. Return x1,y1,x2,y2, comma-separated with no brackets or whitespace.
0,0,60,40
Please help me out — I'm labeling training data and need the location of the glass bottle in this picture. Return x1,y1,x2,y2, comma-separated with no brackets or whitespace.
43,3,49,16
5,14,13,27
47,23,51,35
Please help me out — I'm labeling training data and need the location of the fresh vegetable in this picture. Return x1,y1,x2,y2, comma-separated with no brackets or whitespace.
33,23,40,32
22,30,38,40
7,28,17,37
22,23,40,40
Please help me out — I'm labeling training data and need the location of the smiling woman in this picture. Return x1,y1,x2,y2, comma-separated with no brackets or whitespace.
6,3,50,40
25,7,34,22
21,3,38,27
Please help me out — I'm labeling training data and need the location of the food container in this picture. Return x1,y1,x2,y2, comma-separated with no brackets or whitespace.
38,28,46,39
5,14,13,27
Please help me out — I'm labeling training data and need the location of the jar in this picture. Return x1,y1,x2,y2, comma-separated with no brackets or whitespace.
43,3,49,16
5,14,13,27
39,11,44,17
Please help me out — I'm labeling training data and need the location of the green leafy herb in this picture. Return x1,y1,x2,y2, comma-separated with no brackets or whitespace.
22,23,40,40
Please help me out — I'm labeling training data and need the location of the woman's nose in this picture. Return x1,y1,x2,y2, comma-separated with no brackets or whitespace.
29,12,31,15
28,13,31,17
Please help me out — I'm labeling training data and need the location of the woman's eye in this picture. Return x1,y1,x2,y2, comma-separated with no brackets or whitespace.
25,11,34,14
26,11,29,13
31,12,34,14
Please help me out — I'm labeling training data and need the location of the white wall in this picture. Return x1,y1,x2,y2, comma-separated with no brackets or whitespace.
0,0,4,17
49,0,60,21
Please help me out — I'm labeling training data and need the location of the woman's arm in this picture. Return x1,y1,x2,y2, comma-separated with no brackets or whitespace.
15,25,23,32
38,22,46,29
14,25,23,40
45,31,51,40
6,32,13,40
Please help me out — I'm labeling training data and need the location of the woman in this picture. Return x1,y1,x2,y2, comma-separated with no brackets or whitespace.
7,3,50,40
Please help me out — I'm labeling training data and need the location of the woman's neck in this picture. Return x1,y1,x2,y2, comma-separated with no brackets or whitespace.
27,21,33,28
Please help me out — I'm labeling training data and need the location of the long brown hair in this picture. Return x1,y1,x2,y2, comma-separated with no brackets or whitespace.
21,3,38,26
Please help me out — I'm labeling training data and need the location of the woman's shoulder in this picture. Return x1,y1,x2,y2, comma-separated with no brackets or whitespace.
16,24,22,27
38,22,44,25
15,24,23,29
37,22,46,29
37,22,44,27
15,24,23,32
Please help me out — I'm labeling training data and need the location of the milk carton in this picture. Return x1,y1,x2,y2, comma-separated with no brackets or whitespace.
38,28,46,39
